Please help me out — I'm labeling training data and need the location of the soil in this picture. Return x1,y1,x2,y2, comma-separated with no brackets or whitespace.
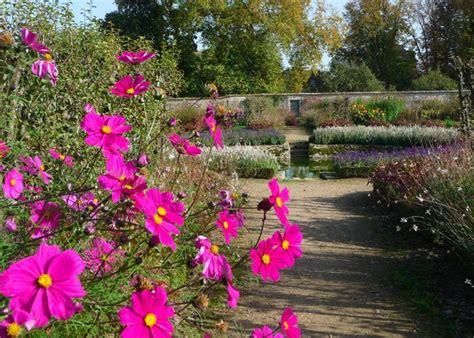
230,178,433,337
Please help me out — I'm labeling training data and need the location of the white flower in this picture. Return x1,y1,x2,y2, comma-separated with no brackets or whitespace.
396,225,401,232
425,209,431,215
465,279,473,287
400,217,408,223
367,193,371,197
416,195,424,202
466,206,470,212
377,200,381,204
403,195,408,200
457,187,463,192
412,224,419,232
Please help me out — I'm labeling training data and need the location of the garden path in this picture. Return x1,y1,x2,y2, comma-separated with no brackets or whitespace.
231,178,429,337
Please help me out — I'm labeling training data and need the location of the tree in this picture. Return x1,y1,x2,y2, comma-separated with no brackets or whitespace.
335,0,417,90
104,0,341,95
412,69,457,90
320,61,383,92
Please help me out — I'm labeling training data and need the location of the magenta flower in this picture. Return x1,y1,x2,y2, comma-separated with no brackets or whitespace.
110,74,150,98
20,27,50,54
98,156,146,202
20,156,52,184
280,308,301,338
216,210,239,244
192,236,226,280
83,237,124,276
31,58,58,86
268,178,290,226
2,169,24,199
0,140,10,159
135,189,184,250
118,288,174,338
227,281,239,309
251,326,283,338
138,153,149,167
81,104,132,156
30,201,62,238
272,224,303,268
0,309,35,337
0,243,86,327
48,148,74,167
62,192,96,211
168,133,202,157
250,237,288,282
204,115,224,149
115,50,156,65
5,217,17,232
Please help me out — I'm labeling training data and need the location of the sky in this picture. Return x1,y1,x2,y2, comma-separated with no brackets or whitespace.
69,0,349,67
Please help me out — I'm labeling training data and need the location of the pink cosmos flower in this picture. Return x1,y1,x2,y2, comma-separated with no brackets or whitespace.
2,169,24,199
0,140,10,159
20,27,50,54
31,57,58,86
134,189,184,250
268,178,290,226
115,51,156,65
83,237,124,276
0,243,86,327
48,148,74,167
215,210,239,244
250,237,288,282
30,201,62,239
272,224,303,268
204,115,223,149
118,288,174,338
20,156,52,184
280,308,301,338
227,281,239,309
192,236,226,280
5,217,17,232
251,326,283,338
81,104,132,156
0,309,35,337
110,74,150,98
168,133,202,157
61,192,96,211
99,156,146,202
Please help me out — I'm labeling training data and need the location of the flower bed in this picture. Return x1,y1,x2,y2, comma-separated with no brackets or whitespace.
369,145,473,257
209,146,280,178
310,126,460,147
199,128,285,146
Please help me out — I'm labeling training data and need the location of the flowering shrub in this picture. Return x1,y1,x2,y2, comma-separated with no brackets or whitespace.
369,145,473,257
310,126,460,146
351,102,386,125
200,128,285,146
209,145,280,178
0,23,303,337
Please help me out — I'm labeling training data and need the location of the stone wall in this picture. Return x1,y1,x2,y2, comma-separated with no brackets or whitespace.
166,91,459,113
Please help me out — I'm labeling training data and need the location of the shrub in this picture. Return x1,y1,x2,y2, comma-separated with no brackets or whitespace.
171,105,201,131
299,97,349,128
248,108,287,129
318,118,353,128
310,126,460,146
320,62,384,92
364,97,405,123
199,128,285,146
412,70,457,90
241,96,286,129
369,146,473,257
405,98,461,121
209,146,279,178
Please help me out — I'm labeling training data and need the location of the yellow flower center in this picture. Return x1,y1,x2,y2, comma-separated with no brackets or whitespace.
153,214,163,225
282,240,290,250
283,321,289,330
7,323,22,337
157,207,167,216
93,198,99,204
101,255,109,261
43,53,53,61
118,175,126,181
144,313,156,327
101,125,111,134
39,165,45,171
223,221,229,229
210,244,219,255
211,126,216,132
124,184,133,190
275,197,283,208
37,273,52,288
59,154,65,160
262,254,270,265
126,88,135,95
9,179,16,186
231,192,239,199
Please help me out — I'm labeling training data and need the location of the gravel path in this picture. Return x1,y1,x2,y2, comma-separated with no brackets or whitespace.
232,178,428,337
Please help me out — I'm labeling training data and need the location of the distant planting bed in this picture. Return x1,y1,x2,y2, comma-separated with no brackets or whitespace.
199,128,285,146
310,126,460,147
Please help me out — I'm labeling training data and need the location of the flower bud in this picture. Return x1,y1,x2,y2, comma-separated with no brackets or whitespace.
177,191,187,199
168,117,177,127
257,197,273,212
